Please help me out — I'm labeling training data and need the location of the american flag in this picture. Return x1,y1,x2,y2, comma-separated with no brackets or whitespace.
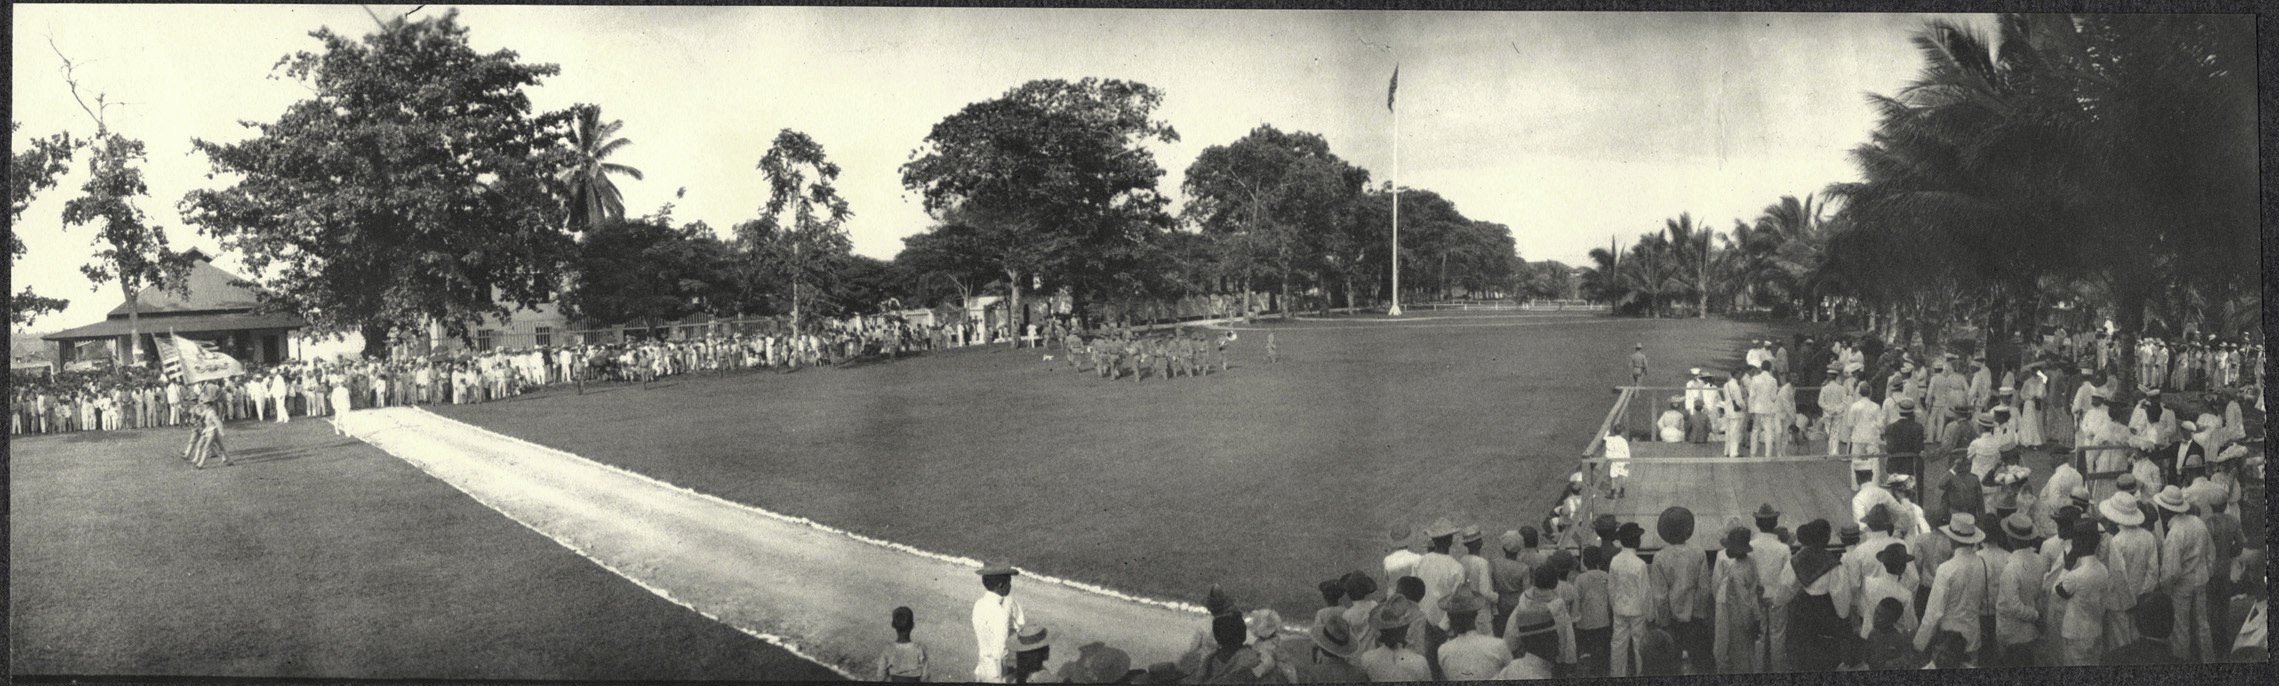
157,332,244,383
157,334,187,383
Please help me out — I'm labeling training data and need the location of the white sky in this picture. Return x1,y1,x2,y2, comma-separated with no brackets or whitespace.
10,5,1987,333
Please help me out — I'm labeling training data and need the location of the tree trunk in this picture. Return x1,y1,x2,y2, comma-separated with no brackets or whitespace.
1006,269,1022,349
1344,273,1357,311
1280,271,1293,321
361,322,393,360
122,278,141,368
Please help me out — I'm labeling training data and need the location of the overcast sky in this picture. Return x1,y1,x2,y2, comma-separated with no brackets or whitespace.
11,5,1986,332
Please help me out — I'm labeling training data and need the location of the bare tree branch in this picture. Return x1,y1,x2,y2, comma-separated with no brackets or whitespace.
47,36,110,133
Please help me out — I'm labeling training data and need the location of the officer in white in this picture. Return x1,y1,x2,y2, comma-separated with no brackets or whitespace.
971,564,1027,683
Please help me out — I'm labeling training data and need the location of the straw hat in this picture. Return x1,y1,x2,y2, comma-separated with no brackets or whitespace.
1940,513,1987,545
2099,492,2147,527
1013,624,1053,655
2151,486,2193,514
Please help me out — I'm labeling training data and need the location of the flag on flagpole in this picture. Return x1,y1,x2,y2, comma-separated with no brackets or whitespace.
160,331,246,384
1386,65,1399,112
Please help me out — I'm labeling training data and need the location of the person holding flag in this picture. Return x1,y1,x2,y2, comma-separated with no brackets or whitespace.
158,332,247,469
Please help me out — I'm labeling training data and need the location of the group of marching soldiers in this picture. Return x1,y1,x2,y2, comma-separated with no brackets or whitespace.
1055,328,1253,382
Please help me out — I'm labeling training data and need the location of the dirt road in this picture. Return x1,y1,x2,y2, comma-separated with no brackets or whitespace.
335,407,1215,679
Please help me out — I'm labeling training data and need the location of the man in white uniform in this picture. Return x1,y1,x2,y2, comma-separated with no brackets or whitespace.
971,564,1027,683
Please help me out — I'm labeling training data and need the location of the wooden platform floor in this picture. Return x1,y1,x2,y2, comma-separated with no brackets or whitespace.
1605,439,1855,550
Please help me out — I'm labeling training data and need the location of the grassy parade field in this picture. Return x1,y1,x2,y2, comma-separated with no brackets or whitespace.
432,312,1809,622
6,419,839,680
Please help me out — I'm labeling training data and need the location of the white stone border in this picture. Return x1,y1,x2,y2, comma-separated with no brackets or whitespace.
357,408,1313,639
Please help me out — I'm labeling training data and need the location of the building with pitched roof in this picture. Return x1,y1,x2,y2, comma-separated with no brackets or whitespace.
41,251,306,369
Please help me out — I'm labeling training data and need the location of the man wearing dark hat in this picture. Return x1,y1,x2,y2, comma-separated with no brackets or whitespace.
1651,507,1712,674
1358,596,1432,681
1491,531,1534,634
1298,613,1369,682
1502,564,1578,673
2052,522,2111,666
1629,343,1649,386
1457,525,1499,619
1787,519,1848,672
1843,504,1917,635
1748,504,1797,671
1936,446,1986,527
1991,512,2047,667
1607,522,1652,676
1341,572,1383,653
1007,624,1053,683
1415,518,1468,652
1883,397,1927,484
972,564,1028,682
1436,587,1511,679
1495,602,1561,679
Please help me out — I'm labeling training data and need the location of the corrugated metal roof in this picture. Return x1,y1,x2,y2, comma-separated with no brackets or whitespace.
43,310,307,341
105,258,264,317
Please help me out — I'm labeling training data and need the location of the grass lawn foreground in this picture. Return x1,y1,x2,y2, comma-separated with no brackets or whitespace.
435,312,1801,623
8,418,839,681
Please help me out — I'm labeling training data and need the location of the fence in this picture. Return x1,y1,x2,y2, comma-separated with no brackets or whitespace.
1400,299,1608,313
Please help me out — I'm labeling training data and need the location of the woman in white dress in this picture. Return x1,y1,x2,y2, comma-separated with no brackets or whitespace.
2019,367,2047,447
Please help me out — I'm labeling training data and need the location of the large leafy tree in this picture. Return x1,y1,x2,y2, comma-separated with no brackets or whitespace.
555,104,644,229
742,128,853,329
901,78,1179,340
1182,125,1367,317
560,218,731,329
181,10,574,357
9,123,79,326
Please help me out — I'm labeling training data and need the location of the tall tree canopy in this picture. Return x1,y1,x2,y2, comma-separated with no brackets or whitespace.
1826,14,2254,343
1182,125,1368,315
743,128,853,328
181,10,574,356
10,123,79,326
560,218,732,329
901,78,1179,334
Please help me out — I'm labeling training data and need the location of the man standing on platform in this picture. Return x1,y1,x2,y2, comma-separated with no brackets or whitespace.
1821,363,1853,454
1884,398,1926,485
1747,363,1781,457
1722,369,1750,459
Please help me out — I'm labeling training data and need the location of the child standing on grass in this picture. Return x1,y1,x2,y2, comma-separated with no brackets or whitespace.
1266,332,1278,364
877,606,928,682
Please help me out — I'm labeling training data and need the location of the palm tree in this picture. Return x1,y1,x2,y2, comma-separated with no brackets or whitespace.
556,104,644,230
1617,231,1681,318
1756,194,1831,319
1662,213,1717,318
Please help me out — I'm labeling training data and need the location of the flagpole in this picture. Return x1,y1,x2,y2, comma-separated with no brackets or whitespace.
1388,65,1404,317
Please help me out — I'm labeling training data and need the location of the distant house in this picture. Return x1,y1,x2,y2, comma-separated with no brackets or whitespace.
41,252,306,369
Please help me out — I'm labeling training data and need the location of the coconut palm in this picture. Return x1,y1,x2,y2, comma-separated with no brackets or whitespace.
1660,213,1718,318
555,104,645,230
